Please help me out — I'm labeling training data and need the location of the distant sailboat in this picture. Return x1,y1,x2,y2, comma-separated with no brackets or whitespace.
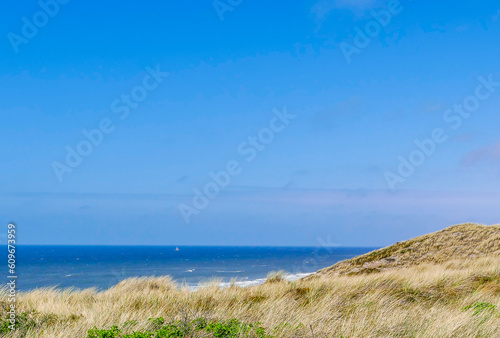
175,247,180,251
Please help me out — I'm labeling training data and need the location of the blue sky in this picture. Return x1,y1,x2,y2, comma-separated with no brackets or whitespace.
1,0,499,246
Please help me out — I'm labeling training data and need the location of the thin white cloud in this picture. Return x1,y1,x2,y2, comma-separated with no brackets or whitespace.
461,141,500,166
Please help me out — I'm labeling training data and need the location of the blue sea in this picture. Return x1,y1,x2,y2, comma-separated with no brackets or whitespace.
14,246,375,291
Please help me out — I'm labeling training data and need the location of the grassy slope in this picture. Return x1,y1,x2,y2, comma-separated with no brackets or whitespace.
312,223,500,277
2,223,500,337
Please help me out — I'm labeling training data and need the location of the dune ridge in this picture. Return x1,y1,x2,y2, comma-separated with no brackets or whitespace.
311,223,500,277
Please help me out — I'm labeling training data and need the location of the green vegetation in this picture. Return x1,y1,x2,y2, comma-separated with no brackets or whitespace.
0,311,36,334
88,318,274,338
462,302,498,316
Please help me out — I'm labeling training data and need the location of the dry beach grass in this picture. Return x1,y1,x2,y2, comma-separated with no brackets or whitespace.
2,223,500,337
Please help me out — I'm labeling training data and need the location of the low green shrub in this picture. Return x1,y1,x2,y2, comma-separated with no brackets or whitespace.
87,317,274,338
88,325,120,338
0,311,37,334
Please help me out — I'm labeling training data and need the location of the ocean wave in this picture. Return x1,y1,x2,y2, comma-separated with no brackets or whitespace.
215,270,243,273
187,272,313,291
